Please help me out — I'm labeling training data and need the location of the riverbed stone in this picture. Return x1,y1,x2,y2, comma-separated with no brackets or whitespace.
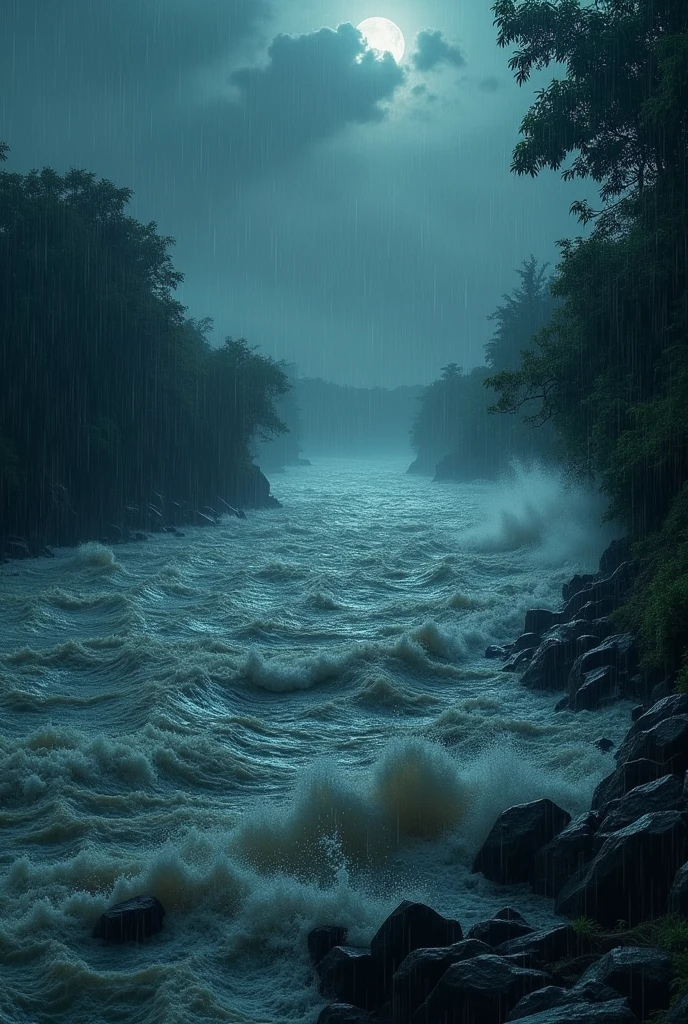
555,810,688,926
473,798,571,885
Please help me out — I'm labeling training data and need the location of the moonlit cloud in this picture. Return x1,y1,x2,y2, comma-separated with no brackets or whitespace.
412,29,466,72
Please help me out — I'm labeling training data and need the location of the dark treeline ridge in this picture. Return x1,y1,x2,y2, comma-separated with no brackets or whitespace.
409,256,557,479
486,0,688,691
258,376,425,465
0,149,288,555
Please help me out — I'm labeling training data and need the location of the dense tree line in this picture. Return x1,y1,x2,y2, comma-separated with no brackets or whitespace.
487,0,688,687
0,151,288,553
409,257,556,478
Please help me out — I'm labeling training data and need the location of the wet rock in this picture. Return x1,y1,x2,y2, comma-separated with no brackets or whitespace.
631,705,644,722
555,811,688,926
391,940,492,1024
615,695,688,764
507,985,570,1020
468,916,534,948
669,861,688,917
591,759,668,813
497,924,582,964
615,715,688,776
524,609,562,635
473,799,571,885
576,946,673,1021
531,813,600,898
567,635,637,696
577,634,602,654
561,562,634,622
595,738,615,753
597,775,685,835
370,902,463,992
411,954,551,1024
599,537,632,576
514,633,541,652
502,648,537,672
310,926,349,966
92,895,165,943
317,947,378,1011
520,641,572,691
487,645,512,659
317,1004,374,1024
554,695,571,712
571,666,619,711
542,620,593,645
563,573,598,603
664,994,688,1023
506,1001,639,1023
590,617,615,640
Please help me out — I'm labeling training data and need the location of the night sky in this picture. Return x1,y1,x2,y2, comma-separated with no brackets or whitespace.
1,0,588,385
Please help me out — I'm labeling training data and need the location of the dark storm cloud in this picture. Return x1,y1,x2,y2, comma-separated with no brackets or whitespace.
412,29,465,73
192,24,406,178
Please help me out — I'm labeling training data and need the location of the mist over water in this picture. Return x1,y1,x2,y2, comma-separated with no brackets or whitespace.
0,458,631,1024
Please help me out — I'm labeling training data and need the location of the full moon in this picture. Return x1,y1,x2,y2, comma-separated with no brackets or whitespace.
356,17,405,63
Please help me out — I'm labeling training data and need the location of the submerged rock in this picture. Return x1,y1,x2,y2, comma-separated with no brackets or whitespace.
473,799,571,885
92,895,165,943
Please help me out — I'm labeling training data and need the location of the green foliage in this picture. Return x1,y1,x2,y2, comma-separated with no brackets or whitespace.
412,260,555,478
489,0,688,680
571,917,604,943
0,155,287,545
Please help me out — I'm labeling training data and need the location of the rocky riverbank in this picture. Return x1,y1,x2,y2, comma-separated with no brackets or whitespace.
0,462,279,564
309,539,688,1023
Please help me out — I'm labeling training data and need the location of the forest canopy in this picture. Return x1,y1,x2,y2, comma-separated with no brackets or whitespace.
0,151,288,551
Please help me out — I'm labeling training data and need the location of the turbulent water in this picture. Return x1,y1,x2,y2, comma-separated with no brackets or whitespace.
0,457,633,1024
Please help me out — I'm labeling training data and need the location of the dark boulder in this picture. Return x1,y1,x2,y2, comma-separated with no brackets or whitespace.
391,940,492,1024
567,635,637,697
498,924,583,964
487,645,512,659
473,799,571,885
563,573,598,603
590,618,616,640
514,633,541,652
591,759,668,814
578,635,603,655
504,1001,639,1023
542,620,593,645
555,811,688,926
317,1004,374,1024
571,666,619,711
317,947,378,1011
468,917,534,947
669,861,688,917
310,926,349,966
524,609,562,636
502,648,537,672
614,695,688,764
92,895,165,943
520,641,572,691
530,812,600,898
508,981,622,1021
597,775,685,835
595,738,615,753
410,954,551,1024
599,537,632,576
614,715,688,777
560,563,633,622
576,946,673,1021
631,705,644,722
370,902,463,991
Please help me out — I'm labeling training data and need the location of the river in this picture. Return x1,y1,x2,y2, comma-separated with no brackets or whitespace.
0,456,632,1023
